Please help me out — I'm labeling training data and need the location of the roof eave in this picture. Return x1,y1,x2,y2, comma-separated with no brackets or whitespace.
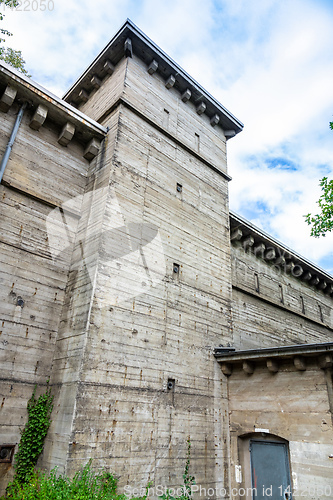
214,342,333,362
230,210,333,286
63,19,244,135
0,61,107,139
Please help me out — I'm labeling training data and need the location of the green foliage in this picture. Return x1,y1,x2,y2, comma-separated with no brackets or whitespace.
0,0,30,75
159,438,196,500
305,176,333,237
0,47,29,75
1,439,196,500
0,1,18,40
182,438,195,500
12,384,53,485
2,461,129,500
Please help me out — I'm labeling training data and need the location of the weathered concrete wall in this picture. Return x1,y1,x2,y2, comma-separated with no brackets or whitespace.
79,55,228,179
231,243,333,349
122,57,228,176
0,102,91,491
42,109,120,473
227,361,333,500
78,58,127,120
48,54,234,495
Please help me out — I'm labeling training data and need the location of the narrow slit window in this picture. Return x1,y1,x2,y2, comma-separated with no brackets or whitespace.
318,304,324,323
254,273,260,293
279,284,284,304
167,378,175,390
300,295,305,314
163,108,170,129
195,133,200,152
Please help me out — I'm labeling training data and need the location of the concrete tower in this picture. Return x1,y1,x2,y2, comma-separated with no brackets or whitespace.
43,19,243,492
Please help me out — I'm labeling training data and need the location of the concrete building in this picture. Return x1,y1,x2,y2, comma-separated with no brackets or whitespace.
0,19,332,500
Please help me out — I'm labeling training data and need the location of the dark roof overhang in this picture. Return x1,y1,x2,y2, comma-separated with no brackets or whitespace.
214,342,333,376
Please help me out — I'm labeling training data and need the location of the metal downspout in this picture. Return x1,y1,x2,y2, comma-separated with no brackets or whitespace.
0,102,27,183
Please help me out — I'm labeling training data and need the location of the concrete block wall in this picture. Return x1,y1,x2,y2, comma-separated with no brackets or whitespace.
231,244,333,349
0,101,92,492
49,54,234,493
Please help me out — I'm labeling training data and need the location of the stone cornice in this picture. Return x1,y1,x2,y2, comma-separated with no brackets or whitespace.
0,61,107,160
62,19,243,138
214,342,333,376
230,211,333,297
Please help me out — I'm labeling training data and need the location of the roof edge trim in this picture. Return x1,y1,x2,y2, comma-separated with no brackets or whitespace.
63,19,243,134
0,61,107,136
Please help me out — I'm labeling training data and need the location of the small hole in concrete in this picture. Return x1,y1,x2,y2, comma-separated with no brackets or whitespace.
167,378,175,390
16,297,24,308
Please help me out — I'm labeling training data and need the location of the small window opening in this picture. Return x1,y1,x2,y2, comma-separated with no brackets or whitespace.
163,108,170,128
176,183,182,193
167,378,175,390
173,263,180,274
279,284,284,304
300,295,305,314
195,133,200,152
0,445,15,463
318,304,324,323
254,273,260,293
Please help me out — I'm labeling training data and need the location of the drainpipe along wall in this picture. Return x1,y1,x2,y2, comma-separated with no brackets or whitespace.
0,101,27,183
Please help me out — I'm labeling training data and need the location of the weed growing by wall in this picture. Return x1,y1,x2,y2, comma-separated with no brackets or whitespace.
159,437,196,500
183,438,196,499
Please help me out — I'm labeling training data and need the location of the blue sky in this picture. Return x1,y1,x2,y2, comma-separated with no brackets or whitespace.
1,0,333,273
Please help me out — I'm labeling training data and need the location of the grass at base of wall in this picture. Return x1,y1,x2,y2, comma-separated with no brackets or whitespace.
2,439,195,500
1,461,138,500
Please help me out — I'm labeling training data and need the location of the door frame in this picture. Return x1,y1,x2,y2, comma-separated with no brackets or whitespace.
236,433,293,500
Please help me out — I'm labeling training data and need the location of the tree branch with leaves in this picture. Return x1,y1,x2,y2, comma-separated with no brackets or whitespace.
304,121,333,237
0,0,30,76
305,176,333,237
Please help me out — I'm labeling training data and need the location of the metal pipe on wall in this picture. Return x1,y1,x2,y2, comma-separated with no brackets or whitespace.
0,102,27,183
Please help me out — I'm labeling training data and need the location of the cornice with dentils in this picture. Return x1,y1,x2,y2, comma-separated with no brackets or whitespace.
0,61,107,160
230,210,333,297
63,19,244,138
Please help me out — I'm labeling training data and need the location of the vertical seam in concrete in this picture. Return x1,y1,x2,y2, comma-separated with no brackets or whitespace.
324,368,333,425
65,139,108,473
68,111,122,464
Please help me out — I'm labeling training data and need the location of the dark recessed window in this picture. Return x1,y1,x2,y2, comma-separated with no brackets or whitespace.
163,108,170,128
167,378,175,390
300,295,305,314
254,273,260,293
176,183,182,193
195,133,200,152
0,445,15,463
173,263,180,274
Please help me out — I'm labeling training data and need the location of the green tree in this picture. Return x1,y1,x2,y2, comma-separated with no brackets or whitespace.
305,176,333,237
0,0,30,76
304,121,333,237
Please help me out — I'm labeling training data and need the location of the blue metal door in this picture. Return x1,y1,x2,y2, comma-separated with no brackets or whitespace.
250,440,292,499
